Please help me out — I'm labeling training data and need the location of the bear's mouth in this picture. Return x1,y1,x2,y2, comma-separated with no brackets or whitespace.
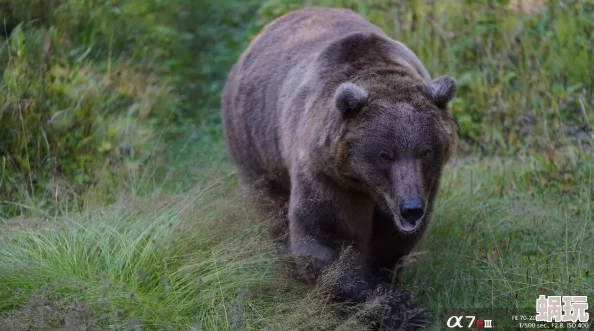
394,216,422,233
380,194,424,233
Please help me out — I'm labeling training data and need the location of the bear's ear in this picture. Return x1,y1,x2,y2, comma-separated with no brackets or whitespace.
426,76,457,109
334,82,369,117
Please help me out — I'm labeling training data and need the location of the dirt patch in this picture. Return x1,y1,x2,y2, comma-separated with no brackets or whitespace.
509,0,545,15
0,295,98,331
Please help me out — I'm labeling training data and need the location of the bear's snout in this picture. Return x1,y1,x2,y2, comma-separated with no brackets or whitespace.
399,197,425,231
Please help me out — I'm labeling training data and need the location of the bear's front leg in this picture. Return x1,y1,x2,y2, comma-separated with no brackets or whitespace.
288,171,375,303
371,206,427,284
288,171,429,330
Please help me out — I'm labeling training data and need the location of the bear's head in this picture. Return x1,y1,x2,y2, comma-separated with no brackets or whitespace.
334,74,458,234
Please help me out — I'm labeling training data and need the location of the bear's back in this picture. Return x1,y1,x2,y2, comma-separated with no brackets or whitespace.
224,7,387,122
223,8,386,181
222,7,427,185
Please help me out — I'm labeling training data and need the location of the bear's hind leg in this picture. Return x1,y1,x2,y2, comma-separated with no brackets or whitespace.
243,173,291,250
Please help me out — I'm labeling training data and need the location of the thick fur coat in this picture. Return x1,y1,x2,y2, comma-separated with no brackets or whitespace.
222,7,458,330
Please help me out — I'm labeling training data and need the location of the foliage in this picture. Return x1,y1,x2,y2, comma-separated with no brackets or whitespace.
0,0,183,216
1,0,593,329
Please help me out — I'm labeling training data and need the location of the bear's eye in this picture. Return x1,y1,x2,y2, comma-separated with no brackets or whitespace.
379,152,393,162
421,149,432,158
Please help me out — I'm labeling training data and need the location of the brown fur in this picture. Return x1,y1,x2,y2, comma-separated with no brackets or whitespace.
222,7,458,330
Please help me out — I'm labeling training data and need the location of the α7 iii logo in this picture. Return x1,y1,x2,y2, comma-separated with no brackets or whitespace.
447,315,493,328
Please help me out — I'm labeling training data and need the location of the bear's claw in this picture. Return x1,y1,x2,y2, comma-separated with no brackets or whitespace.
379,289,431,330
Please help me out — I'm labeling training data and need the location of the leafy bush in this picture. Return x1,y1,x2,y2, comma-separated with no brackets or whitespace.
0,0,181,216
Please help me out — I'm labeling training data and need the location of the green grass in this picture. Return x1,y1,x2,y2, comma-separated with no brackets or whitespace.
0,183,279,329
1,0,594,329
0,176,373,330
408,154,594,307
1,155,592,329
0,0,185,216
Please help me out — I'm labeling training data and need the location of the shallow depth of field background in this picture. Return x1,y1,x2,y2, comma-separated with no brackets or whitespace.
0,0,593,329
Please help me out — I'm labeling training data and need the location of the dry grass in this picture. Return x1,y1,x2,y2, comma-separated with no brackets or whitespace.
508,0,546,15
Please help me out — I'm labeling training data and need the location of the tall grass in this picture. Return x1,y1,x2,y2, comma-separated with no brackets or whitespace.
0,180,279,329
407,154,594,305
1,155,592,329
1,0,593,329
0,176,387,330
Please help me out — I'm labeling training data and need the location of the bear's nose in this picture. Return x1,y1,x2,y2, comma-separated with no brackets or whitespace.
400,198,425,224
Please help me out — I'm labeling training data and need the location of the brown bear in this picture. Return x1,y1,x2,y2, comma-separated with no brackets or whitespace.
222,7,458,330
